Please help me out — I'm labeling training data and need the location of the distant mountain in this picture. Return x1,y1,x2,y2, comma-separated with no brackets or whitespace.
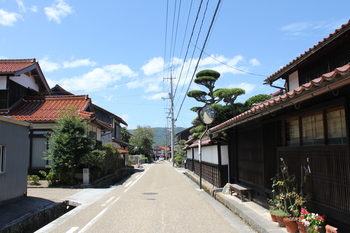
152,127,186,147
129,127,187,147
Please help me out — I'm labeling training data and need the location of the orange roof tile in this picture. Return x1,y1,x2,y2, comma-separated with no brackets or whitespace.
0,58,37,73
210,63,350,133
1,95,93,122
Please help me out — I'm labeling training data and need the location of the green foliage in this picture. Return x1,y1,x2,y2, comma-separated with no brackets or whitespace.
44,106,95,185
244,94,272,109
214,88,246,107
129,125,155,156
196,69,220,79
27,175,40,185
174,139,186,167
121,127,131,143
92,143,121,176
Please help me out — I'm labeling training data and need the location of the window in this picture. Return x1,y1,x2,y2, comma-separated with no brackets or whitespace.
327,107,347,144
286,118,300,146
285,107,347,146
302,113,324,145
0,145,6,173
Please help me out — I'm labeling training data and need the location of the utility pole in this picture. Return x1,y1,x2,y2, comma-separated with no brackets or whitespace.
164,75,175,166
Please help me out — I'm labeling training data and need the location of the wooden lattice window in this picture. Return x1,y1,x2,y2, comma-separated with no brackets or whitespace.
327,107,347,144
302,113,324,145
286,117,300,146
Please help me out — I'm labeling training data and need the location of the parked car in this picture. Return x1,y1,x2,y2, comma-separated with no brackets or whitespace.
159,156,164,161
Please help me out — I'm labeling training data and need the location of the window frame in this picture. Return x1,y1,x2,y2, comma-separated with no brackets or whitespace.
285,106,347,146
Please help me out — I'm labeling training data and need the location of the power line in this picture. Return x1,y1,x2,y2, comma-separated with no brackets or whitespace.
192,43,269,77
175,0,222,121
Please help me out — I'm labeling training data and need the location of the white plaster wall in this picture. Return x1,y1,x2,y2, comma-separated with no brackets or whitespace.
202,145,218,164
10,74,39,92
288,70,299,90
0,76,6,89
193,148,199,160
221,145,228,165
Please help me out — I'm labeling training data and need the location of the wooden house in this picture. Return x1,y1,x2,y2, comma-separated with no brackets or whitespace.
0,116,31,203
209,20,350,230
51,84,130,164
184,135,229,187
0,60,129,173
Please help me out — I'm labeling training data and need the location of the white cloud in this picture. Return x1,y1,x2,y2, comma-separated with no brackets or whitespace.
59,64,137,92
39,57,60,72
227,83,255,94
144,92,168,100
0,9,22,26
44,0,73,24
249,58,261,67
63,59,97,68
280,20,347,36
16,0,26,12
141,57,164,76
126,80,143,89
29,6,38,13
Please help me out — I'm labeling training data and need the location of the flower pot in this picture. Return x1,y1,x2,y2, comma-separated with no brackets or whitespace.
270,213,277,222
283,218,298,233
297,221,308,233
275,215,287,227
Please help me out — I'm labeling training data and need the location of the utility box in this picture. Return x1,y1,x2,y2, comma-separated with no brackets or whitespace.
83,168,89,184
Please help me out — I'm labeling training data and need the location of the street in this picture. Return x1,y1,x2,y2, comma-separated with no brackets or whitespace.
31,162,253,233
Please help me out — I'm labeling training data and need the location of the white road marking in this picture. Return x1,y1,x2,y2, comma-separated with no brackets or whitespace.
111,196,120,205
66,227,79,233
124,181,133,187
101,197,115,206
78,207,109,233
124,165,152,193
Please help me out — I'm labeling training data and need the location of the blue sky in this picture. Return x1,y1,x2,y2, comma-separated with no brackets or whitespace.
0,0,349,129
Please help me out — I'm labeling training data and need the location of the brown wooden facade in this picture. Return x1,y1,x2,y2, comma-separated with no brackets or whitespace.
208,21,350,231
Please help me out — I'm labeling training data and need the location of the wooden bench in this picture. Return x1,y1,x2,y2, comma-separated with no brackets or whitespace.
229,184,252,202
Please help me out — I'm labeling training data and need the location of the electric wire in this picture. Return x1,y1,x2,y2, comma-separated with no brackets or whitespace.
173,0,204,100
192,43,268,77
175,0,222,121
174,0,209,108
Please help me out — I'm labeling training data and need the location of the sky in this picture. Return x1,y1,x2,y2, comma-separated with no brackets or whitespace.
0,0,349,130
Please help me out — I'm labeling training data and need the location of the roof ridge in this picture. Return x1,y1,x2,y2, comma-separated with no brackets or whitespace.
0,58,36,63
265,20,350,83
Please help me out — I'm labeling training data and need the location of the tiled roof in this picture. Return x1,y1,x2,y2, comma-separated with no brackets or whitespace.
93,104,128,126
264,20,350,84
210,63,350,134
0,58,37,73
184,136,212,149
1,95,93,122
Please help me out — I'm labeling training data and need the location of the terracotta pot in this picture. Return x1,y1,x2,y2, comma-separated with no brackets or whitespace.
297,221,308,233
275,215,287,227
270,213,277,222
283,218,299,233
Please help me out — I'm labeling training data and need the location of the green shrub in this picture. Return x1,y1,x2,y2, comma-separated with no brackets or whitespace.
27,175,40,185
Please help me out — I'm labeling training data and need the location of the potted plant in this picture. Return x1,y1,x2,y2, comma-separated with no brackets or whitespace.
270,158,308,232
299,208,326,233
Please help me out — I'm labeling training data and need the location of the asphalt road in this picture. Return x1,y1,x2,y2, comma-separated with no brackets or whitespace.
33,162,253,233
